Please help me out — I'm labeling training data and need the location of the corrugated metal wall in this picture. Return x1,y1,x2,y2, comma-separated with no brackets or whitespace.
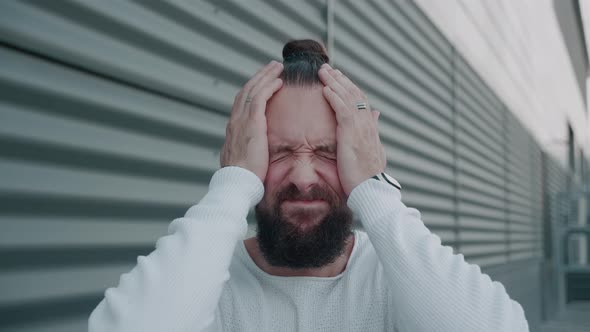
542,153,573,321
455,55,509,267
0,0,570,331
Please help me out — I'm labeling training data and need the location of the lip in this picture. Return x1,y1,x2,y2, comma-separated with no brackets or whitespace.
282,199,327,207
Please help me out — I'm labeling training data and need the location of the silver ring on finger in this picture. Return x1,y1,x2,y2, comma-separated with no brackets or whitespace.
245,96,253,103
355,101,368,110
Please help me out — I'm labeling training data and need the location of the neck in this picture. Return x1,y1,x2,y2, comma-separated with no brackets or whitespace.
243,233,355,278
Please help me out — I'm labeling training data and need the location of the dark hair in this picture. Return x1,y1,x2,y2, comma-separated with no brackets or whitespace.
281,39,329,86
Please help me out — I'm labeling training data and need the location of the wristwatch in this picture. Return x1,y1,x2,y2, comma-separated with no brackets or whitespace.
371,172,401,190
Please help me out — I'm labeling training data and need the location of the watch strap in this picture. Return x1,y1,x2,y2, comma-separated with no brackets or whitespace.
371,172,401,190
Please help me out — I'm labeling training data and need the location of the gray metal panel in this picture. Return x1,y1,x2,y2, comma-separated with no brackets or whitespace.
530,144,544,257
507,117,537,262
0,44,221,331
455,55,509,267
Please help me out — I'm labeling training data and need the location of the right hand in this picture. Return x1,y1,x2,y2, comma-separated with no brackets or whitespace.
220,60,284,181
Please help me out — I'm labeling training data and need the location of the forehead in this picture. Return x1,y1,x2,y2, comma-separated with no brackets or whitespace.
266,85,336,146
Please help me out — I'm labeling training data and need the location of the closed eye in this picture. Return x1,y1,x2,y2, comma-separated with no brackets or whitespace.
271,153,290,163
318,153,336,162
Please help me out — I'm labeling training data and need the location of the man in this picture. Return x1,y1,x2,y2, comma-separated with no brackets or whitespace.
89,40,529,331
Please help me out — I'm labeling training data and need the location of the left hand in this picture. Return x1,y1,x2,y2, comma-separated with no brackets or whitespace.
318,63,386,196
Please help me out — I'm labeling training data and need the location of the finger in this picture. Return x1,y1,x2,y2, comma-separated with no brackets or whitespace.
233,63,276,115
322,68,348,97
332,69,363,100
318,66,348,97
248,78,283,114
236,61,281,110
322,85,350,121
247,62,284,102
244,61,280,94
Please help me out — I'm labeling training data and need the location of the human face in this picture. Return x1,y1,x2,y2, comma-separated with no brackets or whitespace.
263,85,346,229
254,85,353,268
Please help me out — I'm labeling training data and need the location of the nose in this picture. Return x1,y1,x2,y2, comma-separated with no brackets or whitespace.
288,157,320,194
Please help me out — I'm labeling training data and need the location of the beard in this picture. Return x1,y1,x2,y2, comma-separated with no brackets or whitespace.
254,183,353,269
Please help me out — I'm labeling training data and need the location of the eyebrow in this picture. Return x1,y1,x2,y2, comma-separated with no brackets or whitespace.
269,143,336,155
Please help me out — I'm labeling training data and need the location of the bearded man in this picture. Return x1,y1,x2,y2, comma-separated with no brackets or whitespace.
89,40,529,332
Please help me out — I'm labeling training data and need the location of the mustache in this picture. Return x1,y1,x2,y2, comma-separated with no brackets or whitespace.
276,184,337,204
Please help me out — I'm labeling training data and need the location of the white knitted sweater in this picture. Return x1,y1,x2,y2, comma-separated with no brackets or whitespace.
88,167,529,331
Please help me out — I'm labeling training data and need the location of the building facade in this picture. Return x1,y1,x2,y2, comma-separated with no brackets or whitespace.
0,0,587,331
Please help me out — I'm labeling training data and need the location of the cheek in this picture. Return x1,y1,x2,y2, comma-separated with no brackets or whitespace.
315,162,345,198
263,163,290,201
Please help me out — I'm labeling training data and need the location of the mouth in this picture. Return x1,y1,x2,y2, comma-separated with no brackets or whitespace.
282,199,328,208
280,199,329,222
280,200,328,230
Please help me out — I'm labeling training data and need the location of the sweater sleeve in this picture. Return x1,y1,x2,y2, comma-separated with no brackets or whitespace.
88,166,263,332
347,179,529,332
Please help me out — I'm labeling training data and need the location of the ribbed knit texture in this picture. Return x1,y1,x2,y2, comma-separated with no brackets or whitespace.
89,168,529,332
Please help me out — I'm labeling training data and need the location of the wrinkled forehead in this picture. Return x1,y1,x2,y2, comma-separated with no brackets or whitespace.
266,85,337,146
